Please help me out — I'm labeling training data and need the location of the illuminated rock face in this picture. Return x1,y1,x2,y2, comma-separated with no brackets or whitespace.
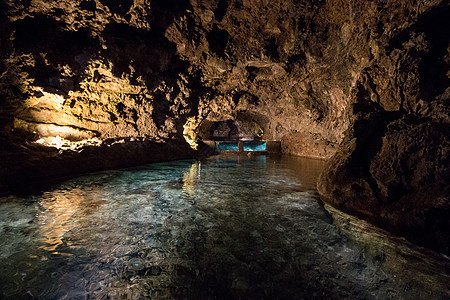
0,1,448,253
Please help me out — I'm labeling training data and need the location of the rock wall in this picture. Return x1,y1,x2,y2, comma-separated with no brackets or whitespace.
316,1,450,255
1,0,353,159
2,0,196,140
0,0,448,253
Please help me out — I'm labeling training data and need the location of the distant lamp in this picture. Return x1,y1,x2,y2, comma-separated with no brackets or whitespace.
256,128,264,138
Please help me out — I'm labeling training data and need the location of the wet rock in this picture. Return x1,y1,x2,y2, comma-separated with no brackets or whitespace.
319,103,450,254
149,266,162,276
318,2,450,255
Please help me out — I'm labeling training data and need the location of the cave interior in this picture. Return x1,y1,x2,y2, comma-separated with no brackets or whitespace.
0,0,449,298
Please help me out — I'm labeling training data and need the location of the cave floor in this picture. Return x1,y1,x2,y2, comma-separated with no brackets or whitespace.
0,155,448,299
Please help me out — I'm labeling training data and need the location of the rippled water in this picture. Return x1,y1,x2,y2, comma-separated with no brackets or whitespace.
0,155,448,299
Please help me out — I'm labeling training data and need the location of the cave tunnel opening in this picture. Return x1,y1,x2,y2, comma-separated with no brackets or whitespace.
183,113,282,154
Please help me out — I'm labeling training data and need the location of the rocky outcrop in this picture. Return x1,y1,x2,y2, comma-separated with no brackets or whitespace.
0,0,448,253
317,2,450,255
318,103,449,254
2,0,196,141
0,0,200,192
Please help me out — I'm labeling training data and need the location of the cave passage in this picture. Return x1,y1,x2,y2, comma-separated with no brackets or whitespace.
214,141,267,152
0,155,448,299
216,141,239,151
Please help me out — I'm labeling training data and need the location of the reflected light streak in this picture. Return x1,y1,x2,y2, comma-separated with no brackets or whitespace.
182,162,200,200
37,190,85,254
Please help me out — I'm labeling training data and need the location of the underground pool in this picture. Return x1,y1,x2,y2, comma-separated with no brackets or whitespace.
0,155,448,299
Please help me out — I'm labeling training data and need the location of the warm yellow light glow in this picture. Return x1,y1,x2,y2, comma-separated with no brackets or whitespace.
49,136,64,148
23,87,65,109
256,128,264,138
182,162,200,200
183,117,198,150
184,134,198,150
33,136,102,151
37,190,85,254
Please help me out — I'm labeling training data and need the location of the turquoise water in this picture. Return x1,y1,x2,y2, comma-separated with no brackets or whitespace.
0,155,448,299
215,141,267,151
215,142,239,151
243,142,266,151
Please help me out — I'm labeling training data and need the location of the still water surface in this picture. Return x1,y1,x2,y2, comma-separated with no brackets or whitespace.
0,155,448,299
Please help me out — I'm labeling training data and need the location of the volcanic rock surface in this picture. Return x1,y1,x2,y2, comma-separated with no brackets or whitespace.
0,0,448,253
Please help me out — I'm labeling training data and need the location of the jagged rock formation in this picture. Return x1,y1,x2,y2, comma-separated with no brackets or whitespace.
316,2,450,255
0,0,448,253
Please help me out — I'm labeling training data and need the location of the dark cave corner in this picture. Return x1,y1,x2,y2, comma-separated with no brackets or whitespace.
318,2,450,255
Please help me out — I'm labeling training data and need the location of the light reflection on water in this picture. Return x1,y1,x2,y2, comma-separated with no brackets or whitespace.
0,155,448,299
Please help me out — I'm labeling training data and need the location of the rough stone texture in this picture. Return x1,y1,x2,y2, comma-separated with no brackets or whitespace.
318,102,449,254
316,2,450,255
0,0,448,253
1,0,352,158
2,1,194,140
